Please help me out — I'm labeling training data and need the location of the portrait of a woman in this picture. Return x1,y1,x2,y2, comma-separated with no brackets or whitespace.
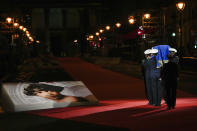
24,83,89,103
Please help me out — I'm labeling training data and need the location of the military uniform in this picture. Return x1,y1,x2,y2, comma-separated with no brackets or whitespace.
163,49,179,104
161,58,178,109
144,57,153,105
142,49,152,104
141,59,147,99
149,56,162,106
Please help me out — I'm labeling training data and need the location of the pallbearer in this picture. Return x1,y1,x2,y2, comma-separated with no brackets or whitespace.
169,48,179,64
162,48,179,105
161,55,179,109
143,49,158,105
152,45,171,106
149,49,162,106
142,49,152,104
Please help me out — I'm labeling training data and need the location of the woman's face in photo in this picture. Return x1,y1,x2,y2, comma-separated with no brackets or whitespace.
36,90,59,99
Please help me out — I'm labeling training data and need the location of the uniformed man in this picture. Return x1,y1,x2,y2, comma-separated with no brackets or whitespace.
169,48,179,64
161,55,179,109
141,49,152,104
152,45,171,105
143,49,159,106
149,49,162,106
163,48,179,104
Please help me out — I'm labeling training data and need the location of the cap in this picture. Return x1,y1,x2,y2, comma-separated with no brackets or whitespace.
150,49,158,54
169,48,177,53
144,49,151,54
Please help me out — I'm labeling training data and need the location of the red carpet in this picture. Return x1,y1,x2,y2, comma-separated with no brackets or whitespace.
30,57,197,130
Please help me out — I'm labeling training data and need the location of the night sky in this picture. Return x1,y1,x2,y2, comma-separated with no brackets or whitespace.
0,0,175,8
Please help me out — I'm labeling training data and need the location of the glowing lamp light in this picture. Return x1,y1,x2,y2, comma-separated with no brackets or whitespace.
144,13,151,19
29,36,32,40
19,26,24,30
176,2,186,11
23,28,27,32
74,40,78,43
6,17,12,24
99,38,102,41
99,29,104,33
172,33,176,37
96,32,100,36
87,38,89,41
106,25,110,31
13,23,19,27
89,35,94,39
195,45,197,49
26,33,30,37
36,40,40,44
128,16,135,24
115,22,121,28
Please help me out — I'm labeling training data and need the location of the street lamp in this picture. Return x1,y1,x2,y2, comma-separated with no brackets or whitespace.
95,32,100,36
128,16,135,24
176,2,186,11
172,32,176,37
144,13,151,19
19,26,24,30
36,40,40,44
26,31,29,34
6,17,14,45
176,1,185,56
23,27,27,32
99,29,104,33
6,17,13,24
89,35,94,40
26,33,30,37
106,25,111,31
13,23,19,28
142,13,151,29
115,22,121,28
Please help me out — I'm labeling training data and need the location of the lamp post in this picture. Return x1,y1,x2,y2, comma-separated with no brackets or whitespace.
176,1,185,57
144,13,151,19
6,17,14,45
128,16,135,24
115,22,121,28
99,29,104,33
6,17,13,24
105,25,111,31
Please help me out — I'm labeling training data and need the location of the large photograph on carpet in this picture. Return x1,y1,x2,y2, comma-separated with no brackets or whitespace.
1,81,98,112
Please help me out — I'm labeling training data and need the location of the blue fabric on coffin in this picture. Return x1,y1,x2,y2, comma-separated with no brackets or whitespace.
152,45,170,68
